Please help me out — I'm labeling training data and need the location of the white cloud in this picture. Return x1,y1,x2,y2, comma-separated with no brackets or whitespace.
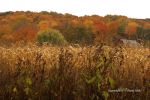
0,0,149,18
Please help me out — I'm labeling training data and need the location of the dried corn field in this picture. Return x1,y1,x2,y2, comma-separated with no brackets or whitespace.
0,44,150,100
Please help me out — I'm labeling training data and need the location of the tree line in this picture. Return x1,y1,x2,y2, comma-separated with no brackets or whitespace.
0,11,149,46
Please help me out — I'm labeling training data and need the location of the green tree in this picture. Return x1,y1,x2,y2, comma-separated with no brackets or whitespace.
72,25,94,44
37,28,67,45
62,23,94,45
117,23,126,37
136,26,144,39
117,17,128,37
144,28,150,40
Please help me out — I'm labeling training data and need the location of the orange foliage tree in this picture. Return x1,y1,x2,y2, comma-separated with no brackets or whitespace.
38,20,50,31
125,21,138,39
93,21,109,44
14,24,37,42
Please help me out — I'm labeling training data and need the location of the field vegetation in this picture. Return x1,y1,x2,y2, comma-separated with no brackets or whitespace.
0,44,149,100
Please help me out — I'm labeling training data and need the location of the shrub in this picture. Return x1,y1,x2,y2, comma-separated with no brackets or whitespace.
37,28,67,45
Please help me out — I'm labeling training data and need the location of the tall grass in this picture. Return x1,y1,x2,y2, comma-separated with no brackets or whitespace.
0,44,149,100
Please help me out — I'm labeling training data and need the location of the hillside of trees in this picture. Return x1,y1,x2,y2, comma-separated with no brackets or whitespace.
0,11,149,46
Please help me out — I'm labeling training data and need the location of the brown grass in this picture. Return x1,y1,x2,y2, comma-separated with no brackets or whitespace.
0,44,150,100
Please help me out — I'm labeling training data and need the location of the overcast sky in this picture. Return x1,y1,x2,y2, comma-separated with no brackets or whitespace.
0,0,149,19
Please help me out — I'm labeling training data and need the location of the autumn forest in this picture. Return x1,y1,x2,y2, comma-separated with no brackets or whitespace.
0,11,150,46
